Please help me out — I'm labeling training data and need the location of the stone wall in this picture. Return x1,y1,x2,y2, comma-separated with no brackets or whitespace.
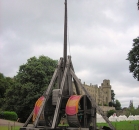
73,79,112,106
99,106,115,114
116,109,128,116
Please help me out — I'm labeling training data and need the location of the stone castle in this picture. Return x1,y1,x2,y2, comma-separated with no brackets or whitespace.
73,79,112,107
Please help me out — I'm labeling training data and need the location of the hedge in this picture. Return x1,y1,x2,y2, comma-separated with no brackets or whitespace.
107,110,116,118
0,111,18,121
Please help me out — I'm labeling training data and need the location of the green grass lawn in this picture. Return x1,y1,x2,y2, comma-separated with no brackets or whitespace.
0,121,139,130
0,126,20,130
97,121,139,130
59,121,139,130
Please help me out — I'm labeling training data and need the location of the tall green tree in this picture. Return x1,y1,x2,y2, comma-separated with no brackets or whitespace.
113,99,121,110
3,55,57,122
109,90,115,107
0,73,14,107
127,37,139,81
0,73,6,99
126,106,139,117
129,100,134,109
111,90,115,103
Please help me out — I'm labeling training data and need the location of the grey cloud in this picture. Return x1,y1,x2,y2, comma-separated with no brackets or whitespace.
0,0,138,107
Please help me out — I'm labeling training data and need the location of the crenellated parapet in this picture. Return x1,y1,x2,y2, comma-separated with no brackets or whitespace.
73,79,112,106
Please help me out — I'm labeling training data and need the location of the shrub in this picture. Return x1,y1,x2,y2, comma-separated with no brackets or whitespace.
109,102,113,107
0,111,4,119
107,110,116,118
0,111,18,121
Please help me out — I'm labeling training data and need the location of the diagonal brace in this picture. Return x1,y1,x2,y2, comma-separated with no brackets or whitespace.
33,58,63,127
51,57,71,128
70,69,116,130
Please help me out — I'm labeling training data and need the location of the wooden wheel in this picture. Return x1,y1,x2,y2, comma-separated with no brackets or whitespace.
66,95,92,127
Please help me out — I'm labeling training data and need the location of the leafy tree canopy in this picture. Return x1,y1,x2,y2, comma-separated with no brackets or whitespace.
109,90,115,107
129,100,134,109
113,99,122,110
0,73,14,107
3,55,57,122
111,90,115,103
0,73,13,98
125,106,139,117
107,110,116,118
127,37,139,81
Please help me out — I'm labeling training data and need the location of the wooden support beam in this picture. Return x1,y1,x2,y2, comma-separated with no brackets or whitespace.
33,58,63,127
68,71,73,95
63,0,67,68
70,69,116,130
70,61,80,95
23,109,34,127
83,96,87,127
67,56,73,95
74,79,80,95
51,57,71,128
57,67,63,89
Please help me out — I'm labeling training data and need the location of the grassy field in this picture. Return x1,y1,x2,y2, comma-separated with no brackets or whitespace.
97,121,139,130
59,120,139,130
0,121,139,130
0,126,20,130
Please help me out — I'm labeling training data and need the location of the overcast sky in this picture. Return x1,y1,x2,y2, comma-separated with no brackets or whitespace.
0,0,139,108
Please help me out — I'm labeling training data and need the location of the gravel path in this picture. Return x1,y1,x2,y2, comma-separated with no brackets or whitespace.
0,119,29,126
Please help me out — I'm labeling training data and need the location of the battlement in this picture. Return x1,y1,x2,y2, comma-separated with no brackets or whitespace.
101,79,111,88
73,79,112,106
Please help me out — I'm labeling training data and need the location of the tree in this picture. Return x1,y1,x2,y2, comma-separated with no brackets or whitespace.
109,102,113,107
0,73,14,107
0,73,6,99
127,37,139,81
126,107,139,117
107,110,116,118
108,90,115,107
113,99,121,110
129,100,134,109
111,90,115,103
3,55,57,122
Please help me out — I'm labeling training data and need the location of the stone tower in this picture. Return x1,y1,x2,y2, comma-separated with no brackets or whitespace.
101,79,112,105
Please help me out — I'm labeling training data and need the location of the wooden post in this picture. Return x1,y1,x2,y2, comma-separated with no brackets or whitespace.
23,109,34,127
52,57,70,128
14,121,15,130
8,122,10,130
63,0,67,68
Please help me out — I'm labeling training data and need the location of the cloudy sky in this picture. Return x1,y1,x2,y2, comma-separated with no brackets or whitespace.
0,0,139,108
